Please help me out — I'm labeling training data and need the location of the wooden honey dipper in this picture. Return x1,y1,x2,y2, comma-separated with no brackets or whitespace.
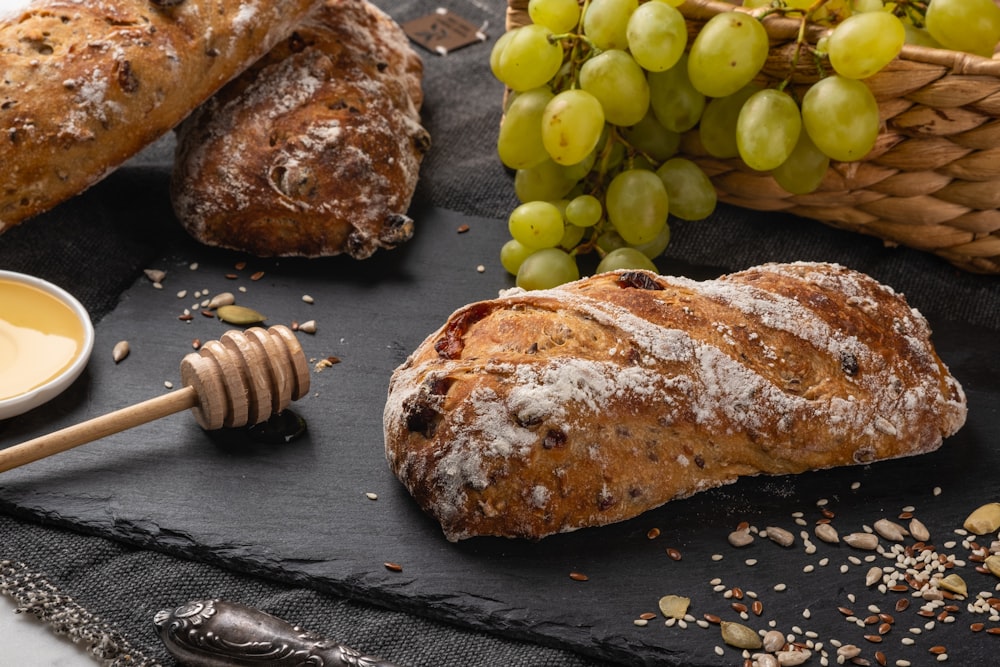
0,325,311,473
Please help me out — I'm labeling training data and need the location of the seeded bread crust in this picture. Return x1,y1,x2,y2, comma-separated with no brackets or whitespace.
383,262,968,541
170,0,429,259
0,0,322,231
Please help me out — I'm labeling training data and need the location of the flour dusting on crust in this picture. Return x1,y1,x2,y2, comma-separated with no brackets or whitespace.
384,263,968,541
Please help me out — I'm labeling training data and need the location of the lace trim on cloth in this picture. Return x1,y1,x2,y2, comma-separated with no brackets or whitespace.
0,560,161,667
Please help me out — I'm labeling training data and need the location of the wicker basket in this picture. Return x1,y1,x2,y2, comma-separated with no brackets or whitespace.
506,0,1000,274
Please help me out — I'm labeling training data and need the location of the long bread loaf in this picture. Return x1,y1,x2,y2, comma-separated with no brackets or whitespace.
383,263,968,541
0,0,321,231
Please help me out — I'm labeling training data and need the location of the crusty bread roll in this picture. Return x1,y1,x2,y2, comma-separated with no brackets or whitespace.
170,0,430,259
0,0,322,231
384,263,968,541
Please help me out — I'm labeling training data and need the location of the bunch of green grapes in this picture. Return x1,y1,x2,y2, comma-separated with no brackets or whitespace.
491,0,1000,290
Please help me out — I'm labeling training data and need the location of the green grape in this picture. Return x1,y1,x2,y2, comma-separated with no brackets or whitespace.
925,0,1000,58
528,0,581,33
620,110,680,162
631,220,672,259
489,30,515,82
736,88,802,172
561,150,597,183
605,169,669,245
698,84,759,159
497,87,553,170
514,159,576,202
772,130,830,195
852,0,884,12
687,11,769,98
579,49,650,127
655,158,717,221
508,200,566,249
516,248,580,290
903,21,942,48
596,228,626,254
596,247,658,273
494,24,563,92
500,238,534,276
582,0,637,50
827,11,905,80
542,89,606,165
626,1,687,73
656,0,686,7
648,54,706,133
559,223,586,249
565,194,602,227
801,75,880,162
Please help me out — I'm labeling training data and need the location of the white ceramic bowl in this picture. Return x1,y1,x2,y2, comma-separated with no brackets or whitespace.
0,270,95,420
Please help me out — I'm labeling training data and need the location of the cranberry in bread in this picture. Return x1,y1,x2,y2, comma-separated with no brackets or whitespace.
383,263,967,541
171,0,429,258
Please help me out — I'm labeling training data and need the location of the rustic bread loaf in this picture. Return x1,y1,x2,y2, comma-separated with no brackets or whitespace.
384,263,968,541
170,0,429,259
0,0,321,232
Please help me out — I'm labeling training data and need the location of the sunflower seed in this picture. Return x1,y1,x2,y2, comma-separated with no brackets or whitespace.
866,566,883,587
298,320,317,334
762,629,785,652
844,532,880,550
765,526,795,547
144,268,166,283
909,517,931,542
206,292,235,309
729,529,754,547
776,649,811,666
112,340,130,363
815,523,840,544
873,518,908,542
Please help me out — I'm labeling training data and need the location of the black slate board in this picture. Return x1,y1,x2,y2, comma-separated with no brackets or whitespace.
1,203,998,666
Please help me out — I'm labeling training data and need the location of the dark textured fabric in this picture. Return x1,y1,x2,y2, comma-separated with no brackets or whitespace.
1,0,999,665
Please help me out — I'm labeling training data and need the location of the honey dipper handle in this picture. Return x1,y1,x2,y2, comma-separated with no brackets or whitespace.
0,386,199,473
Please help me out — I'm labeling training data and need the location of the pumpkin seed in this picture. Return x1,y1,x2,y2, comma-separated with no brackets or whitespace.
938,574,967,597
658,595,690,620
216,304,266,325
984,554,1000,578
720,621,762,650
963,503,1000,535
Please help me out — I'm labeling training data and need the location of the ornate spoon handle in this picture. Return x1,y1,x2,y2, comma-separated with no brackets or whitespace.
154,598,398,667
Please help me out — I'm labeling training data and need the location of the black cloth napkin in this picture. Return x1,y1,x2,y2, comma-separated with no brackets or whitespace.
1,1,998,665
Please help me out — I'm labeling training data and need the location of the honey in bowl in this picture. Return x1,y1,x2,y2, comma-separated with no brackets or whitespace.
0,277,87,401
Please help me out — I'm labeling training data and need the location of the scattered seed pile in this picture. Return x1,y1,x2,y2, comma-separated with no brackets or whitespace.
631,488,1000,667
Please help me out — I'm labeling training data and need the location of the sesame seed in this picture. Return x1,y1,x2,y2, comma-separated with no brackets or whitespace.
633,619,648,627
302,294,315,304
774,583,787,592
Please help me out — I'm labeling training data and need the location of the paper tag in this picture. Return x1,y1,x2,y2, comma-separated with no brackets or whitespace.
402,8,487,56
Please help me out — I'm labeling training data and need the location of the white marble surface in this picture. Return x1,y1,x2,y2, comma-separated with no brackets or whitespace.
0,593,96,666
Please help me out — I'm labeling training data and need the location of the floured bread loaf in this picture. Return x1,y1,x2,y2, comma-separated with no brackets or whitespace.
384,263,967,541
0,0,321,231
171,0,430,258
